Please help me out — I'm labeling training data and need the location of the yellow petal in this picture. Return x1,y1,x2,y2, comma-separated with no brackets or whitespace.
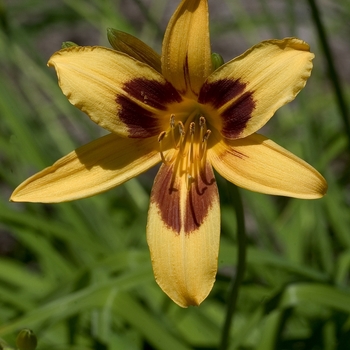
107,28,162,72
200,38,314,139
162,0,212,98
48,46,182,138
208,133,327,199
11,134,160,203
147,161,220,307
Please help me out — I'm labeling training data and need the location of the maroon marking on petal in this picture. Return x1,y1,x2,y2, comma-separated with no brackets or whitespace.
183,54,200,97
151,162,218,234
116,95,162,138
221,91,256,138
198,78,256,138
183,54,190,94
219,145,248,161
228,148,247,160
198,78,246,109
123,78,182,110
184,163,217,234
117,78,182,138
151,163,181,233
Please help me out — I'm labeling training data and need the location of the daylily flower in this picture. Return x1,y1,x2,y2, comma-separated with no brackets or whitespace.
11,0,327,307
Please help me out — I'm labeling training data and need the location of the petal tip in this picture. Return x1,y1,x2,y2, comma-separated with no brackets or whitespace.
304,171,328,199
315,177,328,198
155,276,211,308
10,186,24,203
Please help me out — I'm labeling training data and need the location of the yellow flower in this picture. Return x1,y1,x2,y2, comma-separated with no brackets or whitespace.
11,0,327,307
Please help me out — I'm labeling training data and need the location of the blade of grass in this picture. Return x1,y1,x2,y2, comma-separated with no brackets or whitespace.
307,0,350,149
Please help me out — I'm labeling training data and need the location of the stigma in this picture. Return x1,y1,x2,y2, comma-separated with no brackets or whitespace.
158,114,211,188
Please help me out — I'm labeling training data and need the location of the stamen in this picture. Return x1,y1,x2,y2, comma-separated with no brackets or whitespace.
199,116,206,155
203,129,211,142
170,114,177,149
158,131,168,164
189,122,195,135
189,122,195,163
178,121,185,136
187,173,194,191
159,113,211,186
201,129,211,165
170,114,175,128
178,121,186,154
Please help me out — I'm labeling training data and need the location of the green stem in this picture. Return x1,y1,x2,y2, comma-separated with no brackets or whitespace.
219,183,247,350
307,0,350,149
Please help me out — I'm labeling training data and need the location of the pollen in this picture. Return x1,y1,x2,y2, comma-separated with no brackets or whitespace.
158,113,211,188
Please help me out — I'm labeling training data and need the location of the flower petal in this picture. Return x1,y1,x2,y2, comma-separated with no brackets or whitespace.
11,134,160,203
199,38,314,139
147,161,220,307
48,46,182,138
208,133,327,199
162,0,212,98
107,28,162,73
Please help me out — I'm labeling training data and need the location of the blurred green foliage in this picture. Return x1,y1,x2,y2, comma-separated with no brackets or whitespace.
0,0,349,349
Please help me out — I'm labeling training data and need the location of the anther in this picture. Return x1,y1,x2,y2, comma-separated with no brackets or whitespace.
189,122,195,163
170,114,175,128
200,129,211,162
169,114,177,148
199,116,206,147
177,121,186,154
189,122,195,135
178,121,185,136
187,173,194,190
158,131,168,164
158,131,166,143
203,129,211,142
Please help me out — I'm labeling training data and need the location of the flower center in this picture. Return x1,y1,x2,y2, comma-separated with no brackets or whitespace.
158,113,211,189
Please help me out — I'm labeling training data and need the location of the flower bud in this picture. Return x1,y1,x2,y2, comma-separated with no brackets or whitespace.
61,41,78,49
107,28,119,50
16,329,37,350
211,52,224,70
